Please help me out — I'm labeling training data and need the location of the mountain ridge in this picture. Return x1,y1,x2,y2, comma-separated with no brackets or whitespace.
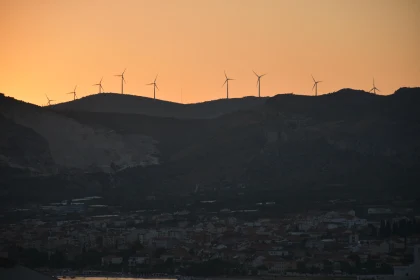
1,87,420,206
51,92,269,119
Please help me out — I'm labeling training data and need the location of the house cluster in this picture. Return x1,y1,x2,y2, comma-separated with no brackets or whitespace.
1,206,420,278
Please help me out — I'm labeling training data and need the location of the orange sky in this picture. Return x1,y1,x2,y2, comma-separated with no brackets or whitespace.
1,0,419,106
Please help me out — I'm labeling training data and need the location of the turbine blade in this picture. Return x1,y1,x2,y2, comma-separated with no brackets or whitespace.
155,84,159,91
253,70,258,77
224,71,228,79
376,87,380,92
147,83,154,86
222,80,227,87
74,85,77,91
312,75,316,82
261,73,267,77
122,68,126,75
318,81,322,83
312,83,316,91
155,74,158,82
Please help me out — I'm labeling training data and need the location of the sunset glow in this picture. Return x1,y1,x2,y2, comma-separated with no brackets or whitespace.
1,0,419,106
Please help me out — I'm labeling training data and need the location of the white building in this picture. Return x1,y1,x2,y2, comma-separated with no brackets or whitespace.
393,245,420,279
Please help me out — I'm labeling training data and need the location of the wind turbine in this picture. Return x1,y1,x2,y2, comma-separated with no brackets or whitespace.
146,74,159,100
45,94,54,106
93,77,104,93
115,68,126,94
253,70,266,98
223,71,234,99
66,86,77,100
369,78,380,95
311,75,322,96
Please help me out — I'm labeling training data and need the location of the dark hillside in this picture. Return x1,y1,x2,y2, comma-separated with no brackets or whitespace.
51,93,268,119
1,88,420,206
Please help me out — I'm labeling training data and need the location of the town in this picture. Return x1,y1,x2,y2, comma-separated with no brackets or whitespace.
1,193,420,279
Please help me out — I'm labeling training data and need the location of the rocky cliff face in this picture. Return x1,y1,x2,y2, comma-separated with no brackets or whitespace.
0,95,158,173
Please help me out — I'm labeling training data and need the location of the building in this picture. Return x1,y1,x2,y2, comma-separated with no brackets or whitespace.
393,245,420,279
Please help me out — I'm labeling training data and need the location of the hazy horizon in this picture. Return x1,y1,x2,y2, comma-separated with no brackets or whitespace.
1,0,419,106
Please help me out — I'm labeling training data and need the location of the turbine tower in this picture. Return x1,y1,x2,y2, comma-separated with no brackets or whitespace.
93,77,104,93
147,74,159,100
115,68,126,94
223,71,234,99
369,78,380,95
253,70,266,98
45,94,54,105
66,85,77,100
312,75,322,96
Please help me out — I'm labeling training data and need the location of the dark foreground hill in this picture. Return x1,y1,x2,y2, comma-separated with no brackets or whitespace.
51,93,268,119
0,94,157,174
1,88,420,208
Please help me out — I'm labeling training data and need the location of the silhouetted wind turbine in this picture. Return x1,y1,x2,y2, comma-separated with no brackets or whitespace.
146,74,159,100
45,94,54,106
115,69,126,94
93,77,104,93
369,78,380,95
223,71,234,99
253,70,266,98
312,75,322,96
66,86,77,100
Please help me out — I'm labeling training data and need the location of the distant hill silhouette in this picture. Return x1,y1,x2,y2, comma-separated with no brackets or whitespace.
51,93,268,119
1,88,420,206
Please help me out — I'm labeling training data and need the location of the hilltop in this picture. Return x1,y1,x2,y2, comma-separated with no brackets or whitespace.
1,87,420,206
51,93,268,119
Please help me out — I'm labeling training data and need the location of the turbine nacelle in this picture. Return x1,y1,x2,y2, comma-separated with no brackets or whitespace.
223,71,234,86
45,94,54,105
311,75,322,96
223,71,234,99
253,70,266,97
66,85,77,100
147,74,159,99
370,78,380,94
115,68,127,94
93,78,104,93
